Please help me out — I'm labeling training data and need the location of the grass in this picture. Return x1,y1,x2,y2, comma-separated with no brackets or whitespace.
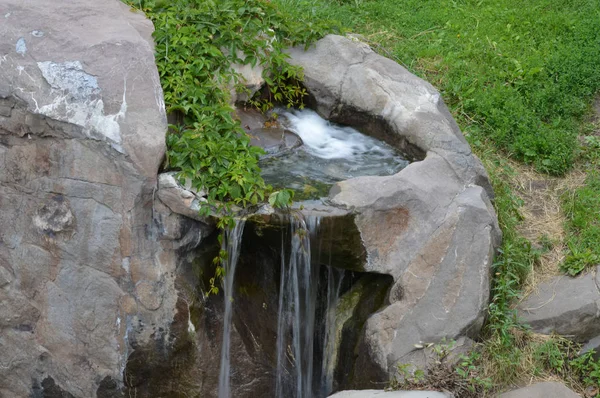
271,0,600,395
561,130,600,276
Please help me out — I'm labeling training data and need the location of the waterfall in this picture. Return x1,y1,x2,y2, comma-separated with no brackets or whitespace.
320,265,344,395
217,219,246,398
275,214,344,398
216,214,344,398
275,214,313,398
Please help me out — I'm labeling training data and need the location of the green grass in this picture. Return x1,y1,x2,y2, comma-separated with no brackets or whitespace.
561,134,600,275
275,0,600,175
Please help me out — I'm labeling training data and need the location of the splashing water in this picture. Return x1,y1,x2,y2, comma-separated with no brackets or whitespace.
260,108,409,197
218,219,246,398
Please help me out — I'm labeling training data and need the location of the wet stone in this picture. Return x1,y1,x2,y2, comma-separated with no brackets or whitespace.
248,127,302,157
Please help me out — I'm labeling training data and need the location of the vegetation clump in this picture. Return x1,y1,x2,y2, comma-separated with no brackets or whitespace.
129,0,336,220
128,0,336,292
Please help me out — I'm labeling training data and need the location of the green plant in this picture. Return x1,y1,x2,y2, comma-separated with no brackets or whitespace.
390,341,488,397
533,339,570,375
127,0,338,292
456,351,493,393
570,350,600,389
561,169,600,276
139,0,331,216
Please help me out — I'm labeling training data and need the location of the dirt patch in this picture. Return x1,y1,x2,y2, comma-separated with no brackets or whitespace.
507,161,586,296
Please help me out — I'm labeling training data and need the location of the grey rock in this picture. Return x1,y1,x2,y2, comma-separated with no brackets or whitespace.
498,382,580,398
0,1,179,396
580,334,600,359
230,51,265,104
157,172,210,222
286,35,501,384
329,390,453,398
249,127,302,157
235,107,303,157
517,267,600,341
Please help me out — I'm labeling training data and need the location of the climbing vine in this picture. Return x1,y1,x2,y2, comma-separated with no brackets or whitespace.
127,0,337,292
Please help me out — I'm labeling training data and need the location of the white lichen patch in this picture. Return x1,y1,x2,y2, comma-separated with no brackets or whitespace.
15,38,26,55
36,61,127,147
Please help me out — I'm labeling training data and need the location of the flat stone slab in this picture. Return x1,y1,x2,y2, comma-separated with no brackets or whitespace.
498,382,580,398
518,266,600,341
329,390,453,398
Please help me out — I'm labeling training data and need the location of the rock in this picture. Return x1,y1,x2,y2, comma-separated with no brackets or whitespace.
498,382,580,398
333,274,395,389
157,172,210,222
230,51,265,104
580,334,600,359
0,1,180,396
286,35,501,385
235,107,303,157
248,127,302,157
329,390,453,398
517,267,600,341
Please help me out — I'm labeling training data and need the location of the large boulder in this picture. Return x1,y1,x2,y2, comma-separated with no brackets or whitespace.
518,267,600,342
286,35,501,384
0,1,179,396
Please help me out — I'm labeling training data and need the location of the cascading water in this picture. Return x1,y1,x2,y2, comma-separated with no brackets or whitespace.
275,214,314,398
214,213,347,398
260,108,409,197
275,214,345,398
218,219,246,398
319,266,344,396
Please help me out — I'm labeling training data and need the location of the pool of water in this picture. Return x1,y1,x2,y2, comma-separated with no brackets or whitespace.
260,108,410,199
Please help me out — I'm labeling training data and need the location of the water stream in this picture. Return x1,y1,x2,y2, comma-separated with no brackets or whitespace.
216,213,347,398
217,219,246,398
275,214,344,398
260,108,409,198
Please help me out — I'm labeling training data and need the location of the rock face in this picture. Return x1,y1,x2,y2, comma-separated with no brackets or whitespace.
0,1,178,396
286,35,501,384
498,382,580,398
518,267,600,344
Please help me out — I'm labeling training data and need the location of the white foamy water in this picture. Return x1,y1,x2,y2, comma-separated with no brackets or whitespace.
280,108,396,161
260,109,409,198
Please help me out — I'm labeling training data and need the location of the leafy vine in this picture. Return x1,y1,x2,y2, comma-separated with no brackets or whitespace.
127,0,337,293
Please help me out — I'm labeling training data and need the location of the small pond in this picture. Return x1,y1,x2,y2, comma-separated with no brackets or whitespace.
259,109,410,198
